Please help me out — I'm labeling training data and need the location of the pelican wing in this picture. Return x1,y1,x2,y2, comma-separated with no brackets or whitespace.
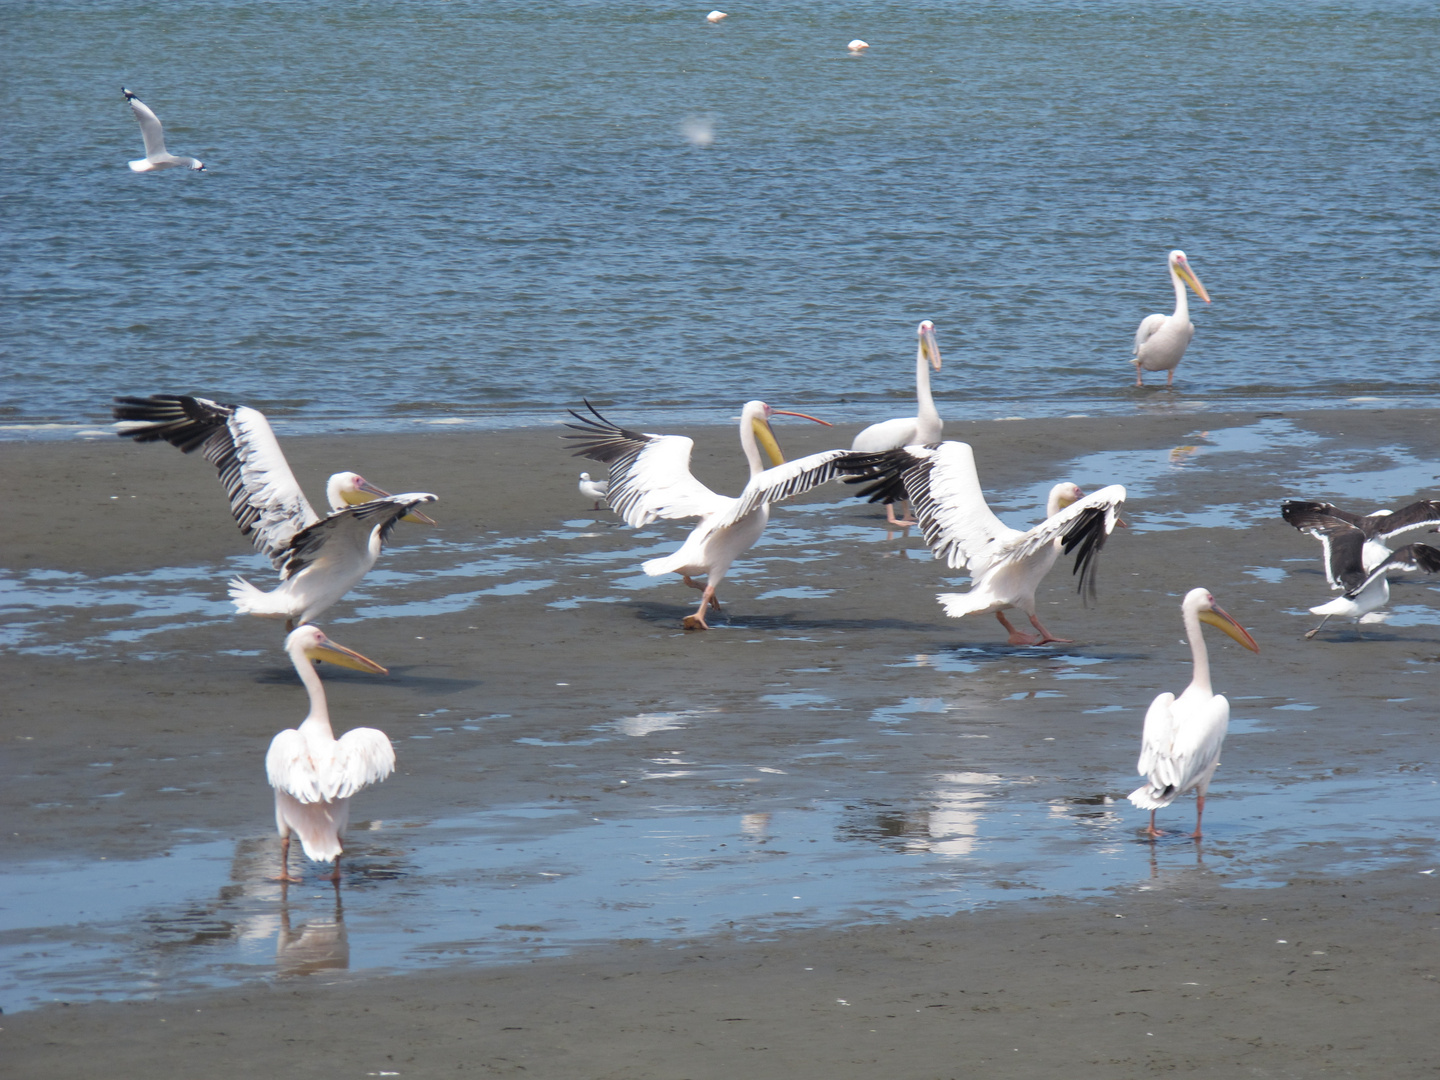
1136,693,1229,799
278,493,437,581
1133,313,1168,354
892,442,1013,571
1344,542,1440,600
113,394,318,564
266,727,395,804
564,401,729,526
1135,692,1178,781
720,449,855,527
123,90,167,157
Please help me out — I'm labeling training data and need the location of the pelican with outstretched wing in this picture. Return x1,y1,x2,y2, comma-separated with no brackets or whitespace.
848,440,1125,644
112,393,436,628
566,400,854,629
850,320,943,525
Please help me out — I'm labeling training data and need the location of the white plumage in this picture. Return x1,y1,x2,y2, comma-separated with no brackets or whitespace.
113,393,437,628
566,399,854,629
850,440,1125,644
578,471,609,509
850,320,943,525
1129,588,1259,838
122,88,204,172
1132,249,1210,387
267,625,394,882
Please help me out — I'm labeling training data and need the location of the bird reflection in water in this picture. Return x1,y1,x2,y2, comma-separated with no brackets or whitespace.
274,884,350,977
837,772,1000,857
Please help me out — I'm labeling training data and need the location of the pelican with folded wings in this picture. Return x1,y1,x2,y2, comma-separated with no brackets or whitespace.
848,440,1126,644
566,400,854,629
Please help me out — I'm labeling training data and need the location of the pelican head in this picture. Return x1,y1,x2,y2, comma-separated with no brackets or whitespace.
1168,250,1211,304
743,401,832,468
287,625,390,674
1189,588,1260,652
918,320,941,373
325,471,438,525
1048,482,1086,515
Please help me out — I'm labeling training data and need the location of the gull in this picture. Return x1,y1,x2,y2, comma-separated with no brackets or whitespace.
122,87,204,172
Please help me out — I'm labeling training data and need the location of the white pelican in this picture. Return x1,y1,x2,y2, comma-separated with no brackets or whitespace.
851,320,943,526
847,441,1125,644
1129,588,1259,839
112,393,437,628
848,39,870,52
267,625,394,883
566,399,854,630
707,10,727,22
122,88,204,172
578,471,609,510
1132,249,1210,387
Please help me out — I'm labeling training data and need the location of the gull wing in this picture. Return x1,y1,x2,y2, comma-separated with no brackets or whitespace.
113,393,318,564
278,493,437,582
564,401,729,526
1134,313,1168,354
1343,542,1440,600
1365,500,1440,540
123,89,168,157
1281,503,1367,590
718,448,855,527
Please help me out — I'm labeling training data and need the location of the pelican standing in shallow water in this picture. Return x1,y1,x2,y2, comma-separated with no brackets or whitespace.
1129,588,1259,839
850,320,943,526
112,394,437,628
122,87,204,172
847,440,1125,645
1132,249,1210,387
566,400,856,630
267,626,395,883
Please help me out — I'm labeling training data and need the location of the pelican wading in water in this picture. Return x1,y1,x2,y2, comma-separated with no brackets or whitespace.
1282,500,1440,638
112,394,437,628
566,399,857,630
267,625,395,883
122,87,204,172
850,320,943,526
1128,588,1259,839
1132,249,1210,387
847,440,1125,645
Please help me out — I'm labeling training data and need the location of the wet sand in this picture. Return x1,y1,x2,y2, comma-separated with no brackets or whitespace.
4,407,1440,1077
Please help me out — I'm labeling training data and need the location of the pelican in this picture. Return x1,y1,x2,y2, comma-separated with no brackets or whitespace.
267,626,395,883
847,440,1125,645
565,399,855,630
1132,249,1210,387
707,10,727,22
578,471,609,510
1129,588,1259,839
848,39,870,52
850,320,943,526
112,393,437,628
122,87,204,172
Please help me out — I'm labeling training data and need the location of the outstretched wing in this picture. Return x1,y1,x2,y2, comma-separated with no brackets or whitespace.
113,393,318,563
123,88,167,157
1281,502,1367,590
331,727,396,800
1343,542,1440,600
564,400,729,526
892,441,1015,571
278,493,437,581
718,449,855,527
1364,500,1440,541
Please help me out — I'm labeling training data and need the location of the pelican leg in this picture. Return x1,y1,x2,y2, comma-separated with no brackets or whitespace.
1145,810,1162,840
273,836,304,884
682,584,718,631
1304,613,1333,640
1189,793,1206,840
319,854,342,884
1166,368,1176,388
682,575,721,609
1027,614,1073,646
1135,367,1144,387
885,500,918,528
995,612,1039,646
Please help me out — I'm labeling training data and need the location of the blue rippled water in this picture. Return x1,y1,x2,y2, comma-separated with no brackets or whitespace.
3,0,1438,433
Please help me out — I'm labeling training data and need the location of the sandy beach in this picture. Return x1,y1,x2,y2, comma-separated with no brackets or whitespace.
4,406,1440,1077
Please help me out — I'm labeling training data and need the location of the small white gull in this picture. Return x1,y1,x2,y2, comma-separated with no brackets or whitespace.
122,87,204,172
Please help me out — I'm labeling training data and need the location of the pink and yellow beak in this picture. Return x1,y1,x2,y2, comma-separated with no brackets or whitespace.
753,407,832,468
304,633,390,674
344,477,438,525
918,320,942,372
1199,605,1259,653
1173,256,1211,304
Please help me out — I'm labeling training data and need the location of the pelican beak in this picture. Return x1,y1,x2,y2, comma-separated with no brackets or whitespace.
756,409,832,469
305,634,390,674
402,505,439,526
1175,259,1211,304
1199,606,1259,653
919,321,942,372
345,478,392,505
